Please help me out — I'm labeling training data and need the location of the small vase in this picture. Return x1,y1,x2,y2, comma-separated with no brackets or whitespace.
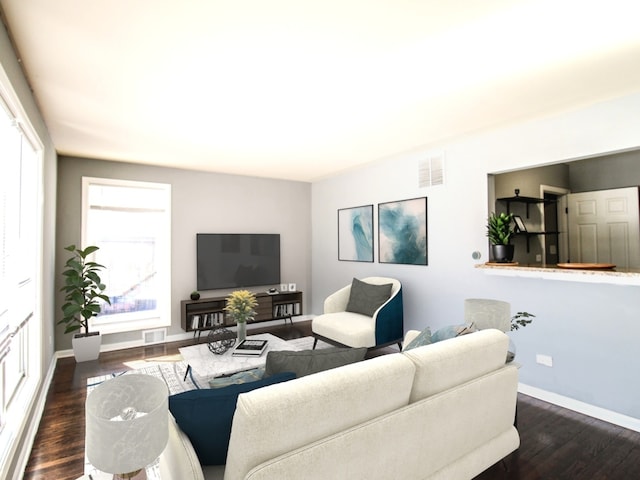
237,321,247,343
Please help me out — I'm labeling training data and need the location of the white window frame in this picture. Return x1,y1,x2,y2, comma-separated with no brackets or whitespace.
0,65,44,480
81,177,171,335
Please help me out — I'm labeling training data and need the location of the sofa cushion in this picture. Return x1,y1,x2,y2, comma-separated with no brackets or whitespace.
169,371,295,465
431,322,477,343
226,353,416,479
345,277,392,316
403,329,509,402
264,347,367,378
403,327,432,351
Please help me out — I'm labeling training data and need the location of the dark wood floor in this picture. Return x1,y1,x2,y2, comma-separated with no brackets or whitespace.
23,321,640,480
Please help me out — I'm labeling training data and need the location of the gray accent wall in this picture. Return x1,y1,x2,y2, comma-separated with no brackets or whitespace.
55,156,311,350
312,92,640,423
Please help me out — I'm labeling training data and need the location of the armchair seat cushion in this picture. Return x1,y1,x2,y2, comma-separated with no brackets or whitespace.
312,311,376,348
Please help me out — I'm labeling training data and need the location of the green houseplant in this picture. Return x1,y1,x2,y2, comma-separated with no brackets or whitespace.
59,244,110,361
486,212,515,262
511,311,535,331
224,290,257,343
507,311,536,362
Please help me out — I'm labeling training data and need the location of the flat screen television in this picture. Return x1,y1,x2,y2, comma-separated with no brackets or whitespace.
196,233,281,291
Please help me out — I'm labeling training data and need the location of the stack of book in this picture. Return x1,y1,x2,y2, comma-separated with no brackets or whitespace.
232,339,268,356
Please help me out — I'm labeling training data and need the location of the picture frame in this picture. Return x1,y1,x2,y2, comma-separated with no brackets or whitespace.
513,215,527,233
378,197,427,265
338,205,374,262
288,283,297,292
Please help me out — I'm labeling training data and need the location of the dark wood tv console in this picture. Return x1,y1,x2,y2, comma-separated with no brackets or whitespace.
180,291,303,335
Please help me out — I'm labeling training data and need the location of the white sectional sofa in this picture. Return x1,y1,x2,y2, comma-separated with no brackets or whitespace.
161,329,519,480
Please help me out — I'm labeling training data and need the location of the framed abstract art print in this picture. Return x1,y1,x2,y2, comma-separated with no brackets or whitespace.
378,197,427,265
338,205,374,262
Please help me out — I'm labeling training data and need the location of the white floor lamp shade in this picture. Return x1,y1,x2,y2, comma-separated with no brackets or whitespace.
86,374,168,479
464,298,511,332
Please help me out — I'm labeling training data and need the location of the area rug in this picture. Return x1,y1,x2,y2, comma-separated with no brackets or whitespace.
287,335,333,350
87,361,205,394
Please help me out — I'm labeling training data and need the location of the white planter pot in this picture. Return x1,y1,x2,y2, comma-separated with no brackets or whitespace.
72,332,102,362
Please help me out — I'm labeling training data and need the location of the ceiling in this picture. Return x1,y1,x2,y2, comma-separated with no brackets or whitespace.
2,0,640,182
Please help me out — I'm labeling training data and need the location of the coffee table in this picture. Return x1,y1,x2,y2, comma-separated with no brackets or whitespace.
179,333,300,381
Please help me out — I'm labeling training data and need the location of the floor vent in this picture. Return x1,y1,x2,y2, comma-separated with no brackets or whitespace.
418,153,445,188
143,328,167,345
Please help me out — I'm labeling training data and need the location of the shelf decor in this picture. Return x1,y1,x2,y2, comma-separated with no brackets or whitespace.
338,204,374,262
378,197,428,265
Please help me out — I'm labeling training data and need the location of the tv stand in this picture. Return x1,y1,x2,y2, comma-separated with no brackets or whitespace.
180,291,303,336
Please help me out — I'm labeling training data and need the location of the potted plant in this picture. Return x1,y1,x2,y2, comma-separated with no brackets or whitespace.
190,290,201,301
486,212,515,262
511,311,535,331
58,244,110,362
507,311,535,362
224,290,257,343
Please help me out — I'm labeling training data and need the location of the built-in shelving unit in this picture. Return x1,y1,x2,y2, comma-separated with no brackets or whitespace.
180,291,303,334
497,194,559,253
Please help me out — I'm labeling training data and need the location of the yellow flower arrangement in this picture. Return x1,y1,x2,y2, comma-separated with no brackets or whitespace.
224,290,258,323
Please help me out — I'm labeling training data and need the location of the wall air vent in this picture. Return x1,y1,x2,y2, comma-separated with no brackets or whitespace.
418,153,445,188
142,328,167,345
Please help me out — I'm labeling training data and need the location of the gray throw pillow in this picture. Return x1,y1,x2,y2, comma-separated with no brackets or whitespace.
345,278,393,317
264,347,367,378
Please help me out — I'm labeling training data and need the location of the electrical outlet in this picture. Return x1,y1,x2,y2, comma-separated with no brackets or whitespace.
549,245,557,254
536,354,553,367
535,254,542,262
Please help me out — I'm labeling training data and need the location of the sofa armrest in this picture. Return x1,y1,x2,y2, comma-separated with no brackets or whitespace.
159,415,205,480
323,285,351,313
373,285,404,345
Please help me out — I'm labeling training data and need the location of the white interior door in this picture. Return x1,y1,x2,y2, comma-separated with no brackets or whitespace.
567,187,640,268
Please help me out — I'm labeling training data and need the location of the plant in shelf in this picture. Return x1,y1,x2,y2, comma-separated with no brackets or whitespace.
486,212,515,263
224,290,258,342
58,244,111,362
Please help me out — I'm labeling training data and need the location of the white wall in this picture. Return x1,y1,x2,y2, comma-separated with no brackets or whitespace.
56,157,311,349
311,92,640,422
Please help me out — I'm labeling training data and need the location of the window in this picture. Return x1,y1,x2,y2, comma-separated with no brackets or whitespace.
82,177,171,334
0,80,43,479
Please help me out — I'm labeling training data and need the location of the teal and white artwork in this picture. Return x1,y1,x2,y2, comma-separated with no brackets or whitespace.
338,205,374,262
378,197,427,265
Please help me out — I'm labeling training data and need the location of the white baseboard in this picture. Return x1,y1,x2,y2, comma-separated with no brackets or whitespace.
56,315,315,358
8,355,58,480
518,383,640,433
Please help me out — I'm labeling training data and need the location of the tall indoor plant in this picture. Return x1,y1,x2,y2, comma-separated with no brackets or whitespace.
59,244,110,362
486,212,515,262
224,290,257,343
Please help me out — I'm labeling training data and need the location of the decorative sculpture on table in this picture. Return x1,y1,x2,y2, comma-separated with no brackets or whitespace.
207,326,236,354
